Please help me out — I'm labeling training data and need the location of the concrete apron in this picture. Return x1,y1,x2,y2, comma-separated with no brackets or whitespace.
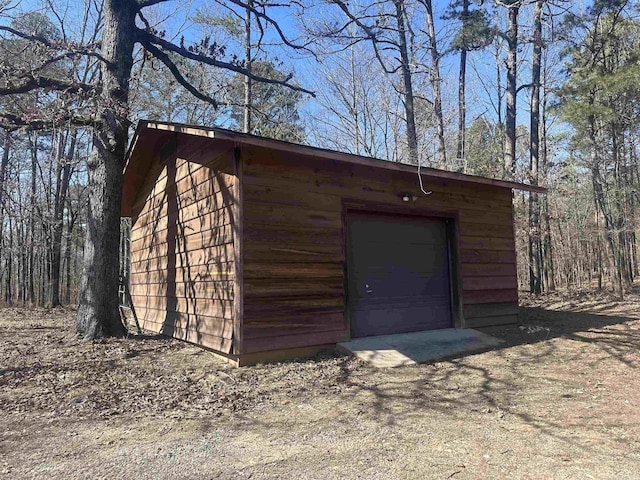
337,328,504,368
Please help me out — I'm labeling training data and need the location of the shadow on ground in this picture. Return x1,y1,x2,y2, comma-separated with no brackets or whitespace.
259,299,640,449
3,297,640,458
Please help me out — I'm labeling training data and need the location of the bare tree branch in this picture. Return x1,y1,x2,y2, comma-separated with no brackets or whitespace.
142,41,219,107
324,0,397,75
224,0,315,55
137,10,152,32
137,29,315,96
0,25,55,47
0,25,106,63
137,0,173,9
0,111,98,131
0,76,97,96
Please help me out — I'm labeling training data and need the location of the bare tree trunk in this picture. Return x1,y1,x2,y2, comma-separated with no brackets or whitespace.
590,119,623,298
28,133,37,305
50,131,75,307
5,216,12,304
350,42,361,155
70,205,81,304
0,131,10,302
393,0,419,164
631,230,638,279
422,0,446,166
504,3,519,178
18,216,25,302
494,41,503,128
64,206,76,305
0,131,9,206
541,83,555,291
458,55,467,170
76,0,136,339
528,0,542,294
40,253,47,307
611,123,628,290
243,0,252,134
630,137,639,278
455,0,470,171
458,48,467,171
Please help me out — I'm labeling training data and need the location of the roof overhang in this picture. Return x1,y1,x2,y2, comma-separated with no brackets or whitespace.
122,120,547,216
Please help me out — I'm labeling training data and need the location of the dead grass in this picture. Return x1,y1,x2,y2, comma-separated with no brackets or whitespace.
2,292,640,479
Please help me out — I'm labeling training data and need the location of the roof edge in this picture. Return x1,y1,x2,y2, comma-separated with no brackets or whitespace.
129,120,547,194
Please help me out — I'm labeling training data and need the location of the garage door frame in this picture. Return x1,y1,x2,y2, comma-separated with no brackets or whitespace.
343,203,464,340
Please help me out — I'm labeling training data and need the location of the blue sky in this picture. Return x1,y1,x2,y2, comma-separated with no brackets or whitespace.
2,0,584,166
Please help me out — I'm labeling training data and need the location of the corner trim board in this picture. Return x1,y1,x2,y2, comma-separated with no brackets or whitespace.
233,146,244,355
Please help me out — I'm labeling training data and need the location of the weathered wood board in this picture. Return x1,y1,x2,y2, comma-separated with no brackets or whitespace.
239,144,519,353
129,139,237,354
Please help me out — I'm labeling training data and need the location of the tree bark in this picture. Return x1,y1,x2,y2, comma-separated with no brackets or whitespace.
528,0,542,294
350,43,361,156
243,0,252,134
494,41,503,128
76,0,136,339
611,125,631,286
595,209,603,289
458,50,467,171
64,203,76,305
504,3,519,178
393,0,419,164
589,115,623,299
0,131,10,301
0,131,9,211
5,216,12,304
50,131,75,307
423,0,446,166
540,72,555,291
455,0,469,171
28,132,37,304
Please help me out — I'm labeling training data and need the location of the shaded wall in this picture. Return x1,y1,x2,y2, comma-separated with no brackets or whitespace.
129,139,237,353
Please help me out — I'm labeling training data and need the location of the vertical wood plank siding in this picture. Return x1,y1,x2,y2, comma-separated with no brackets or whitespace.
241,145,518,354
129,140,237,353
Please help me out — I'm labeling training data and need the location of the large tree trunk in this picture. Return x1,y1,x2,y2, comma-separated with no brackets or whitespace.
393,0,419,164
423,0,447,166
504,3,519,178
528,0,542,294
76,0,136,339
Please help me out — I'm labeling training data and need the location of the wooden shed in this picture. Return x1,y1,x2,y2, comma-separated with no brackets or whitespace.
121,121,545,365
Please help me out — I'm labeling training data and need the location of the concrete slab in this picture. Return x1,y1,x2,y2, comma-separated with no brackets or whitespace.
337,328,504,368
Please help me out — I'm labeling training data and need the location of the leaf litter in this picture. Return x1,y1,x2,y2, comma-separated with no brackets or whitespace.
2,289,640,479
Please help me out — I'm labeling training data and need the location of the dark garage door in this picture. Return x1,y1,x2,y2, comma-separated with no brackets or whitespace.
347,212,452,338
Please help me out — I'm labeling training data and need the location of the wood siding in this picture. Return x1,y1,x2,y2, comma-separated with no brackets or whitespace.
240,145,518,354
129,140,237,354
125,132,520,358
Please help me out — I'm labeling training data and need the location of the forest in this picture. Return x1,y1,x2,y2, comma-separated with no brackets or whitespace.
1,0,639,335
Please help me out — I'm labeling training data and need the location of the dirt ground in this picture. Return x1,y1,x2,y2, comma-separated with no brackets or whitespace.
2,291,640,480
